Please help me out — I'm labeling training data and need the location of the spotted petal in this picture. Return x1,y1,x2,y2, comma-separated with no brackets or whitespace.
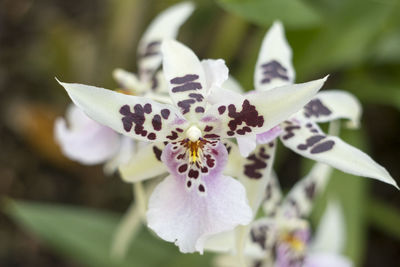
147,141,252,253
280,121,398,188
58,80,188,142
297,90,362,128
254,21,295,92
262,171,283,217
119,143,167,183
279,163,332,218
162,39,208,121
54,104,120,164
137,2,194,81
202,77,327,139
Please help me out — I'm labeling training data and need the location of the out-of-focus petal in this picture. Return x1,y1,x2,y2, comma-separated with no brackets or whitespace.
296,90,362,128
280,120,398,189
57,80,188,142
118,143,167,182
112,68,147,94
201,59,229,92
310,200,346,255
254,21,295,92
162,39,208,121
279,163,332,218
262,171,283,216
54,105,120,165
104,136,136,175
304,252,353,267
137,2,195,80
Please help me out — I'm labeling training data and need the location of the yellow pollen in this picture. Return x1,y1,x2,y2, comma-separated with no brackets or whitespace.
116,89,136,95
189,141,200,163
282,234,305,252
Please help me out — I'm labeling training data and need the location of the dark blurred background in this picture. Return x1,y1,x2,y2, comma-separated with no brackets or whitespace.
0,0,399,266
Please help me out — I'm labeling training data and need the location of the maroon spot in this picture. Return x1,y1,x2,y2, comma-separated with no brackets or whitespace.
260,60,289,84
218,106,226,115
282,125,301,140
147,133,156,140
187,180,192,188
177,99,196,114
198,184,205,193
304,99,332,118
297,135,326,150
161,109,170,119
204,134,220,139
305,182,316,199
204,126,213,132
178,164,188,173
201,167,208,173
227,100,264,135
166,131,178,140
188,169,199,179
195,107,205,113
140,41,161,58
119,104,149,137
176,128,184,133
189,93,204,102
227,131,234,136
243,147,270,179
152,146,162,161
177,153,185,160
205,154,215,168
310,140,335,154
152,114,162,131
143,103,152,114
170,74,199,84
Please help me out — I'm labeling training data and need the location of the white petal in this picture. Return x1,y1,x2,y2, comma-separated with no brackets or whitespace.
238,141,277,214
162,39,208,121
280,121,398,189
310,200,346,254
54,104,120,164
201,59,229,91
57,80,188,142
118,143,167,182
222,75,244,93
137,2,194,80
104,136,136,175
254,21,295,92
304,252,353,267
279,163,332,218
112,68,147,94
297,90,362,128
237,135,257,157
202,77,327,138
262,171,283,216
147,174,252,253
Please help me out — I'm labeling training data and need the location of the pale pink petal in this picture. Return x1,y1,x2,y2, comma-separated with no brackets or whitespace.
304,252,353,267
54,105,121,165
256,125,282,144
147,141,252,253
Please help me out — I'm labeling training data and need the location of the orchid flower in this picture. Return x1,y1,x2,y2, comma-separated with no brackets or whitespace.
54,2,194,174
228,21,397,217
57,35,327,253
213,163,352,267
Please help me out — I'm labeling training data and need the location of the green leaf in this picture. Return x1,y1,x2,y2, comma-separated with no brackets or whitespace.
3,200,213,267
217,0,321,29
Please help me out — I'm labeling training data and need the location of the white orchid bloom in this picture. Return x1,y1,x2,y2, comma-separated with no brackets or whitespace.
57,36,327,253
212,163,352,267
54,2,194,174
229,21,397,221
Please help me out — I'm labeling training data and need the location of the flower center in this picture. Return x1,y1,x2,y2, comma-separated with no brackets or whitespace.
186,125,202,142
281,233,305,253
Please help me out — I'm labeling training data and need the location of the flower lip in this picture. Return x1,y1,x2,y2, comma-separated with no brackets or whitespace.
186,125,202,142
